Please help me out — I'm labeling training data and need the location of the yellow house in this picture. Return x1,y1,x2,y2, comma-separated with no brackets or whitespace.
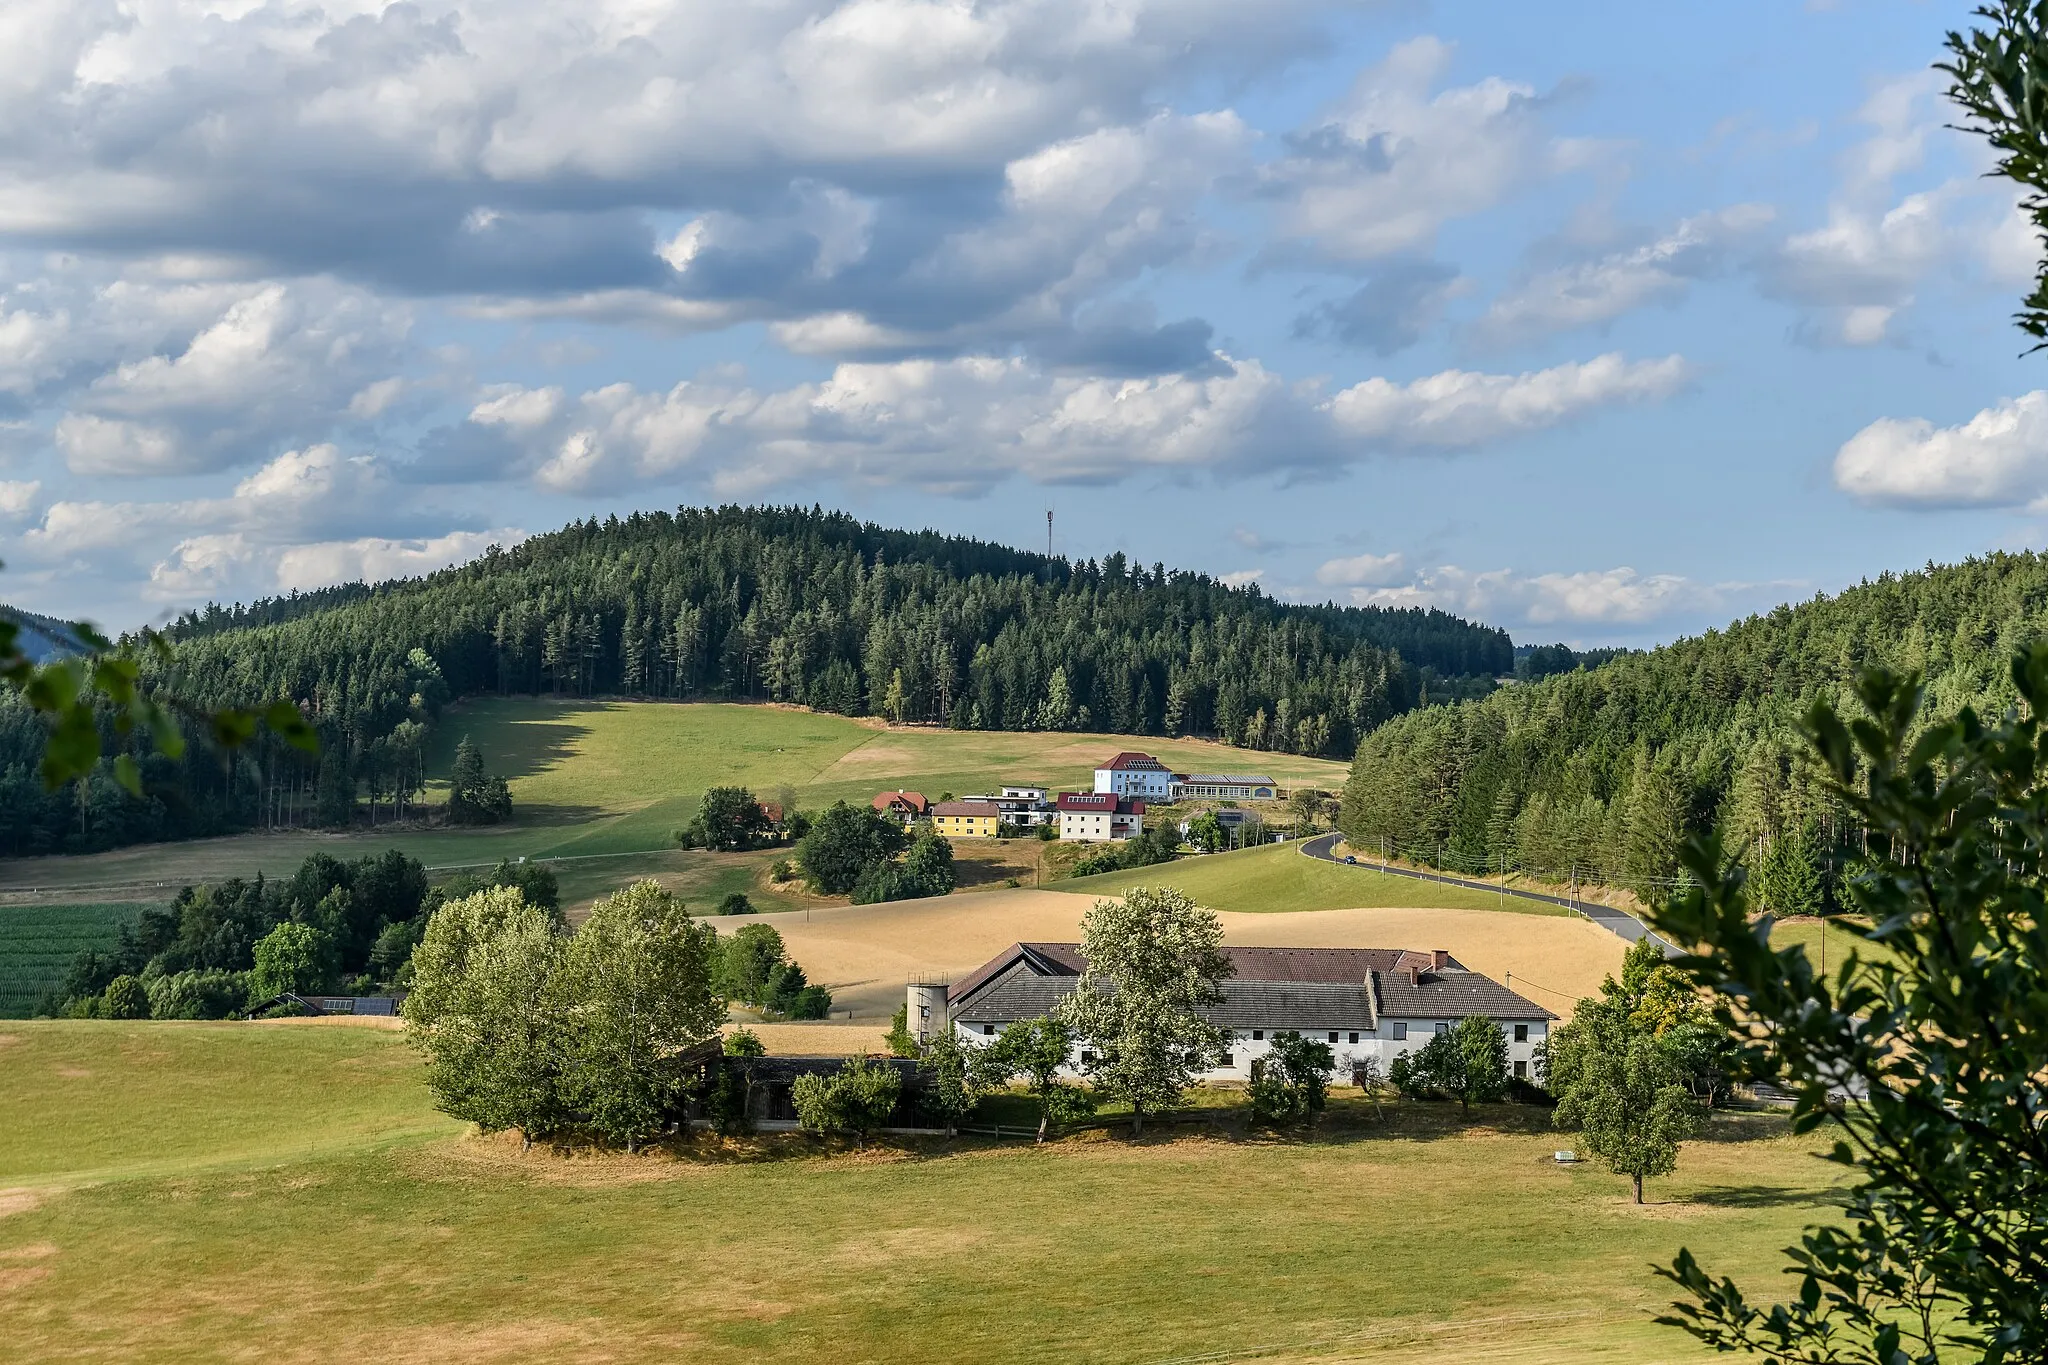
930,800,1002,838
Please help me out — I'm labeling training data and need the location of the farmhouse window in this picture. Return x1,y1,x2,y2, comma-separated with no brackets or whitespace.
1252,1030,1263,1041
1348,1032,1360,1044
1391,1023,1407,1041
1514,1024,1529,1042
1514,1060,1528,1079
1327,1032,1338,1043
1435,1022,1449,1034
982,1025,995,1035
1219,1054,1233,1068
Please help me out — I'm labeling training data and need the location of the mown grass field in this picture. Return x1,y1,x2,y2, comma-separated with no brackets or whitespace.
1056,841,1570,917
0,904,154,1019
0,1021,1844,1364
0,700,1347,898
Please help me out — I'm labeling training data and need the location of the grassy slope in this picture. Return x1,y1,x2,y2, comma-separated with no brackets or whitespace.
0,700,1348,894
1054,841,1570,916
0,1022,1841,1364
0,903,157,1018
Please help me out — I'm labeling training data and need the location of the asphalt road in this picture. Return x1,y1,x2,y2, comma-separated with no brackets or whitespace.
1298,833,1674,953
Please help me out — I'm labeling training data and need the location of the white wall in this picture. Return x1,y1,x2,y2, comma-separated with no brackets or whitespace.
953,1017,1549,1080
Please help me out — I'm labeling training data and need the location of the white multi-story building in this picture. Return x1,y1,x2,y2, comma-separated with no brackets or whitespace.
957,784,1055,827
927,942,1554,1083
1093,752,1177,800
1056,792,1145,841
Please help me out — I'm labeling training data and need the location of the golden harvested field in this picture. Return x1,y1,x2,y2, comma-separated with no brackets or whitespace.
734,886,1626,1022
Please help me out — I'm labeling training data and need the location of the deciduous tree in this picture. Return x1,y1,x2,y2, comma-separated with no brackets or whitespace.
1651,647,2048,1359
403,886,572,1146
1056,886,1231,1135
560,881,723,1152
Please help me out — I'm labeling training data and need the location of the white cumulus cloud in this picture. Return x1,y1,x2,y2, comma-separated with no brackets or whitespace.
1833,392,2048,507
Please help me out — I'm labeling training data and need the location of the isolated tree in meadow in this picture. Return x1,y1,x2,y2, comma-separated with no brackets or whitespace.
560,881,723,1152
699,786,769,850
1549,936,1702,1203
1056,886,1232,1135
1554,1029,1698,1205
447,736,513,826
993,1017,1094,1142
249,921,335,1000
404,886,572,1146
1648,645,2048,1360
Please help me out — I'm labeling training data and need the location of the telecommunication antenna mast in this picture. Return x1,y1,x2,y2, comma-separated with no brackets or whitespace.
1046,508,1053,558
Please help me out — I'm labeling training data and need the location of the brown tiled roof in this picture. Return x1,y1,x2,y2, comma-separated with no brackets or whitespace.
1101,752,1169,771
1375,969,1555,1021
871,790,928,813
932,800,1000,818
945,941,1551,1022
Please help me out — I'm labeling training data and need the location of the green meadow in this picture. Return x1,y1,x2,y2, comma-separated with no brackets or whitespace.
0,700,1348,897
1056,840,1571,916
0,1021,1843,1364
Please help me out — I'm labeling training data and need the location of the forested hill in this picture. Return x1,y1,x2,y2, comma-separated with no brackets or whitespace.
0,505,1510,857
1340,552,2048,903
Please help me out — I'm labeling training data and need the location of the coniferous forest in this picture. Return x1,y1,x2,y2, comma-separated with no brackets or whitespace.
1339,552,2048,908
0,505,1511,858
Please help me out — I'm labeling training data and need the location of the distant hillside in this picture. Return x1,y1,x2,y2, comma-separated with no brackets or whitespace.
1341,552,2048,899
2,607,88,663
1,504,1511,858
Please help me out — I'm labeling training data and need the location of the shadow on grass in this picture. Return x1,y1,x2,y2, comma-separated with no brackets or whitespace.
433,703,601,784
1690,1183,1839,1210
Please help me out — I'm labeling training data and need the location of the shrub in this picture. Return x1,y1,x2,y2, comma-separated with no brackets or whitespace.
717,893,754,916
1248,1031,1335,1128
786,985,833,1019
770,859,794,883
146,969,247,1020
101,974,149,1020
792,1055,903,1147
885,1003,919,1057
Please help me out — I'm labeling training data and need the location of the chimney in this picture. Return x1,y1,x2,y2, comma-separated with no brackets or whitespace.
1432,949,1450,971
1405,966,1420,987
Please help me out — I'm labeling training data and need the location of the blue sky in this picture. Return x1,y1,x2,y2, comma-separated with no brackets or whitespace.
2,0,2043,647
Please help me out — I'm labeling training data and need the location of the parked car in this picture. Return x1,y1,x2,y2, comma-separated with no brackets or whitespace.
1343,855,1357,865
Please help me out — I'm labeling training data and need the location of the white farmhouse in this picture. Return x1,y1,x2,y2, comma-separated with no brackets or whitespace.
920,942,1554,1083
1055,792,1145,841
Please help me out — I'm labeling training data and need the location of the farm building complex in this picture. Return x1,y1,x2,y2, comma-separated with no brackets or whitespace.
873,752,1287,845
913,943,1554,1081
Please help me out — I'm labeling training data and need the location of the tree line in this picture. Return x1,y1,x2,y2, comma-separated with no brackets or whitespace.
0,504,1511,859
1340,551,2048,903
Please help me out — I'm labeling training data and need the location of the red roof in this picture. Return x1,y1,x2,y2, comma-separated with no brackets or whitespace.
1099,751,1168,772
1056,792,1143,814
871,790,929,814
